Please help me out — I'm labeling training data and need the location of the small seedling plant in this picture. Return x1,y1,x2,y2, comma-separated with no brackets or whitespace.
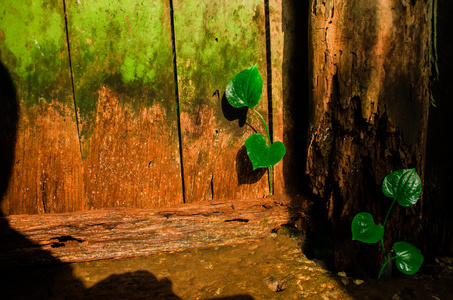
225,65,286,195
351,168,424,279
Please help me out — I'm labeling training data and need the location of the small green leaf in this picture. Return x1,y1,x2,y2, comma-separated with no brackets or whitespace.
244,134,286,170
225,64,263,108
351,212,384,244
382,168,422,207
393,242,424,275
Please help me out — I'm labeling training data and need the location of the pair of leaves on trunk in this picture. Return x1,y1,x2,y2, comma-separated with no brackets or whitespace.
351,169,424,275
225,65,285,169
351,168,422,242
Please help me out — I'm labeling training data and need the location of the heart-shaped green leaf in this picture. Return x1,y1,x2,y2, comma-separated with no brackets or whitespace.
351,212,384,244
393,242,424,275
382,168,422,207
244,134,285,170
225,64,263,108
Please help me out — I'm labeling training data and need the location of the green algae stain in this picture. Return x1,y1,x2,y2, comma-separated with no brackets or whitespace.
67,0,176,143
0,0,72,108
68,0,173,97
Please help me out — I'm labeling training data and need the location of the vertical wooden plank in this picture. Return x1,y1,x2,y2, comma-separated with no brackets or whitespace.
66,0,183,208
268,0,285,195
173,0,269,203
0,0,86,215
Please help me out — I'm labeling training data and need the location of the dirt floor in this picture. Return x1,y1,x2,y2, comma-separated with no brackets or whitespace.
1,230,452,300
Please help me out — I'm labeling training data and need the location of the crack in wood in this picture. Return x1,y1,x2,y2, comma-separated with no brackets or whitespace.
224,218,249,223
48,235,84,248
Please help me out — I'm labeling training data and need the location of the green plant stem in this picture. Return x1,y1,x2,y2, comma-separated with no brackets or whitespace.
380,238,386,280
251,107,273,194
269,166,273,195
378,255,397,280
383,198,397,227
380,198,397,280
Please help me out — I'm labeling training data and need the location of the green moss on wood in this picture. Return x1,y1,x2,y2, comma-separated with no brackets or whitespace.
66,0,177,153
0,0,73,109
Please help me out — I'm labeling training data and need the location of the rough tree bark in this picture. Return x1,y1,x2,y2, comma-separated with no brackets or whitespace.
307,0,432,275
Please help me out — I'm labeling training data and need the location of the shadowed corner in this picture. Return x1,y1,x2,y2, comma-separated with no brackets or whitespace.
279,0,337,275
236,145,266,186
281,0,310,197
221,92,248,127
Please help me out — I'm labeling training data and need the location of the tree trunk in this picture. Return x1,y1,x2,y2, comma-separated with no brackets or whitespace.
307,0,432,275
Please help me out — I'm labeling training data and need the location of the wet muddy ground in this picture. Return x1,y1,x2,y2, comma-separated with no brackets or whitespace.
2,232,452,299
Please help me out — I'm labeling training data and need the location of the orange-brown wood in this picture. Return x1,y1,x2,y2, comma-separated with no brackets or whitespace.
65,1,183,209
174,0,271,203
82,86,183,209
0,2,86,215
0,196,309,265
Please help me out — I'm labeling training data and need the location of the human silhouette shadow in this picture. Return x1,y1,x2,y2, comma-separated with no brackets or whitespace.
84,271,254,299
0,61,254,299
0,60,80,299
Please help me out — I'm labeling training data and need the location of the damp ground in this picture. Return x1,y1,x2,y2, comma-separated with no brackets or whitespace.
2,232,452,299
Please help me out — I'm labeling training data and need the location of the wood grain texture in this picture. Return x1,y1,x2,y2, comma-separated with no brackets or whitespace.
268,0,285,195
0,0,86,215
307,0,432,274
173,0,270,203
66,0,183,208
0,196,309,266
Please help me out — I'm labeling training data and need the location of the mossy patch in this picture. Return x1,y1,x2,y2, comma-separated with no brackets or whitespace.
0,0,73,108
66,0,177,148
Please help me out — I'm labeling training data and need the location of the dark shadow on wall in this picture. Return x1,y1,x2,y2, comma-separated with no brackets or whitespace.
281,0,310,195
221,92,248,128
279,1,337,276
424,0,453,259
0,60,81,299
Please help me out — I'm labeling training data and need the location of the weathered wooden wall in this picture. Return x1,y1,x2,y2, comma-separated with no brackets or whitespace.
0,0,300,215
0,0,86,215
66,0,183,209
174,0,270,202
